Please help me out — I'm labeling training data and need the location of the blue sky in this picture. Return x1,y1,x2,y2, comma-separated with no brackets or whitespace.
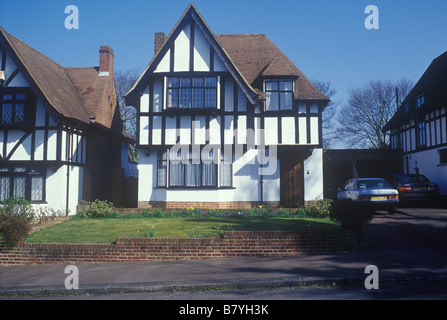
1,0,446,106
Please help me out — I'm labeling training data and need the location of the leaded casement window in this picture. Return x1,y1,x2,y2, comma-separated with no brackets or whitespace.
0,166,45,202
157,151,168,187
167,77,217,109
264,80,294,111
0,90,33,126
220,152,232,188
418,120,426,147
417,95,425,108
157,148,232,188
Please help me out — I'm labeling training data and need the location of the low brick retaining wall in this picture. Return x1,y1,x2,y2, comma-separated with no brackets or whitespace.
0,230,358,266
137,201,281,210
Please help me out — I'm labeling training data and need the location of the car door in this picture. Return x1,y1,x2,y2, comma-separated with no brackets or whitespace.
346,180,357,200
338,180,354,200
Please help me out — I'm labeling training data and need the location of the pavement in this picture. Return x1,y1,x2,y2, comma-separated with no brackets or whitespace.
1,207,447,298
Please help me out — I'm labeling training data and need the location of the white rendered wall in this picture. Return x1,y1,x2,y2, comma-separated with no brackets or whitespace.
405,148,447,195
153,21,228,74
40,165,83,215
137,148,281,205
303,148,324,201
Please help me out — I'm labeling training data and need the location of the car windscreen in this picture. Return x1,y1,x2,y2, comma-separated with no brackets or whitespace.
411,175,430,183
396,175,430,183
357,180,391,190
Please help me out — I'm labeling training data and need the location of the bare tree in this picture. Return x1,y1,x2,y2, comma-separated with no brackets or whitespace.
336,78,413,149
114,68,141,161
311,79,340,149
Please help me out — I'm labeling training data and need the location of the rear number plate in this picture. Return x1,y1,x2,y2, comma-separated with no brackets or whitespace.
413,187,426,191
371,196,387,200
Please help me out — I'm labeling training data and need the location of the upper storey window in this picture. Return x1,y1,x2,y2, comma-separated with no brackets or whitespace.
0,90,33,126
417,95,425,108
265,80,294,111
167,77,217,109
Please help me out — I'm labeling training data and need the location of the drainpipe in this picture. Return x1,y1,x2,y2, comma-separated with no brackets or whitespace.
260,149,264,206
66,164,70,216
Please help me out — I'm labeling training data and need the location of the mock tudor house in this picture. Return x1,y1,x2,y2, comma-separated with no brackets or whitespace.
0,27,126,214
384,50,447,196
125,5,330,209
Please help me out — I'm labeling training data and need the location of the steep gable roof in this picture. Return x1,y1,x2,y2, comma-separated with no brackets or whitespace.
126,4,258,105
0,27,91,124
384,50,447,131
126,4,328,106
0,27,118,129
216,34,329,101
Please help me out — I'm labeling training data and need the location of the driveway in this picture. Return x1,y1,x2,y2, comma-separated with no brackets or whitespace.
358,207,447,253
397,207,447,220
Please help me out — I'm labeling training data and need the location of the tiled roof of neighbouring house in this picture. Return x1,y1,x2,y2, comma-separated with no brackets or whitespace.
384,50,447,131
0,26,118,130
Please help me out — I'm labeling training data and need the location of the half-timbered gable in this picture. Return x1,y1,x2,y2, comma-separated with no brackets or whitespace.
0,27,124,213
384,50,447,195
126,5,329,209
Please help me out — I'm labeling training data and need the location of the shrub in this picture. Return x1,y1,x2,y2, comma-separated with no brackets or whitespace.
0,197,35,248
305,199,333,218
77,199,116,218
35,206,66,222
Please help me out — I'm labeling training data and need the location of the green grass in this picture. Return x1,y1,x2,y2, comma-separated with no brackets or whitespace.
26,216,340,244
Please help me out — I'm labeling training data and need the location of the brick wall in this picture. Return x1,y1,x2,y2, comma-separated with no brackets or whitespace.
0,230,358,266
138,201,281,210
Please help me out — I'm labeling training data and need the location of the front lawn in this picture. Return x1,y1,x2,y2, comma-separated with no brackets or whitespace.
26,215,340,243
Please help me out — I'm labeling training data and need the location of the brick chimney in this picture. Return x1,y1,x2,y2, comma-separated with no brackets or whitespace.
154,33,166,55
99,46,114,75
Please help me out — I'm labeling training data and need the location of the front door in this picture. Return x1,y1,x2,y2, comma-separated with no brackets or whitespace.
280,161,303,207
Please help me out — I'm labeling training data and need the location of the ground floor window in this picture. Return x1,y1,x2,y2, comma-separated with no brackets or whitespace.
157,148,232,188
439,148,447,165
0,166,45,202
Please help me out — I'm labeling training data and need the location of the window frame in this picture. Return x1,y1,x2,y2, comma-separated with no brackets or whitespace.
0,166,46,203
220,151,233,188
156,148,233,189
417,120,426,147
264,79,295,111
439,148,447,165
166,76,218,109
0,88,34,127
417,94,425,108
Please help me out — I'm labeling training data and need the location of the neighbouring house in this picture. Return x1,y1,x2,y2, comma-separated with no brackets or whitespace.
125,4,330,209
383,50,447,196
0,27,130,214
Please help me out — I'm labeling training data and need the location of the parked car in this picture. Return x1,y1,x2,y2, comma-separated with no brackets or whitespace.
337,178,399,213
386,174,439,203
